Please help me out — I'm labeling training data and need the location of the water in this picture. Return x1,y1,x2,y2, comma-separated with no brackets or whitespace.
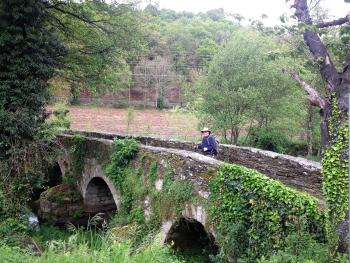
28,213,39,227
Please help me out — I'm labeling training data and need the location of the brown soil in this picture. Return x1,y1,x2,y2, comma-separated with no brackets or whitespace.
67,106,200,141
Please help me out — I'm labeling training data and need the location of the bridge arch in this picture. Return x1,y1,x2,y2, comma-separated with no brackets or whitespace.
32,162,63,201
83,177,119,213
80,162,121,213
164,216,218,258
161,204,217,258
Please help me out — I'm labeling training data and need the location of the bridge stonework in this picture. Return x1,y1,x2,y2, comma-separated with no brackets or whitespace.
54,133,221,242
39,131,323,247
63,130,322,198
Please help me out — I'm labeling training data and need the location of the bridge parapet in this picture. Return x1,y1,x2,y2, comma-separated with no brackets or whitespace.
63,130,322,198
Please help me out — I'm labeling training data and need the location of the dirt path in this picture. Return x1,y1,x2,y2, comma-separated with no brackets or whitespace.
67,106,200,141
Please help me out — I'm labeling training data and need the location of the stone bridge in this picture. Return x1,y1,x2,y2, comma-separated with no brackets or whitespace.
37,130,323,250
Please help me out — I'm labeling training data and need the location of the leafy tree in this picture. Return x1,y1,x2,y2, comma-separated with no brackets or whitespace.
0,0,145,215
0,0,63,157
48,1,146,100
206,8,225,21
145,9,238,80
192,29,304,144
0,0,63,215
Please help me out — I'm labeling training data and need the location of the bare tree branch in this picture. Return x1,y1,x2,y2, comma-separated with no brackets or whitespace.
291,0,339,92
283,69,326,109
316,16,349,28
44,2,113,34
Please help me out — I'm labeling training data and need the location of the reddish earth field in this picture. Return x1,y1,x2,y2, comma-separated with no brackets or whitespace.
66,106,200,141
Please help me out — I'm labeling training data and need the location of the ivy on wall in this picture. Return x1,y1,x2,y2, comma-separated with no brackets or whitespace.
209,163,324,261
104,138,140,218
321,99,349,249
104,138,195,240
70,134,86,179
103,137,327,262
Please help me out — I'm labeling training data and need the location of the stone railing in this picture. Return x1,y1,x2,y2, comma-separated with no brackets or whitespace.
63,130,322,199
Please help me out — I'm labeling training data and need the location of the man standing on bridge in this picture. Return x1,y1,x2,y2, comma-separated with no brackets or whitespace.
196,127,218,158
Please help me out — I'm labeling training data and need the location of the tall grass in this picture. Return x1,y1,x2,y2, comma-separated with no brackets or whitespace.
0,227,184,263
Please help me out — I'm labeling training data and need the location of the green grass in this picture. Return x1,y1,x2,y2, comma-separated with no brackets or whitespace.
0,223,185,263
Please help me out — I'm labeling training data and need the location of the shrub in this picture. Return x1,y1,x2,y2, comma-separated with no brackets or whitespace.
0,217,29,246
50,102,70,130
0,231,185,263
209,163,325,261
258,232,347,263
248,127,289,153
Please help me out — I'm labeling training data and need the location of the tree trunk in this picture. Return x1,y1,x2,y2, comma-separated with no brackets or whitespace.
292,0,349,145
291,0,350,251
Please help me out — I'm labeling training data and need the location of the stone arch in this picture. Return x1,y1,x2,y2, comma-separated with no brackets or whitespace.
80,161,121,213
164,216,218,258
161,204,218,259
83,177,118,213
31,162,63,201
48,162,63,186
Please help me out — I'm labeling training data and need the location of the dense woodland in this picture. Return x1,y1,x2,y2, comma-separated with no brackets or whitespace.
1,0,350,262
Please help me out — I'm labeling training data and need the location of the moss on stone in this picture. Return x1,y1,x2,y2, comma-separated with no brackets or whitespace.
41,184,82,205
197,167,216,183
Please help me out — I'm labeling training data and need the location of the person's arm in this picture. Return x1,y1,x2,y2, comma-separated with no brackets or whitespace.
197,138,204,149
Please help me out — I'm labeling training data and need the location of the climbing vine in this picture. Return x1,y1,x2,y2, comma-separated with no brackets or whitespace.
102,137,328,262
321,99,349,249
151,169,193,221
104,138,139,186
209,163,324,261
104,139,195,247
70,134,86,179
104,138,139,207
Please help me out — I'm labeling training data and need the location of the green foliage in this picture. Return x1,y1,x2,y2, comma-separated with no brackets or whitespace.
104,138,141,223
142,7,238,87
0,217,29,247
210,163,324,261
321,99,349,250
104,138,139,191
70,134,86,181
0,0,63,216
30,223,72,249
258,232,347,263
104,141,195,256
51,1,146,96
41,184,82,205
0,0,63,158
248,127,290,153
0,134,58,216
147,162,158,184
0,225,185,263
50,102,71,130
152,171,193,220
191,29,304,144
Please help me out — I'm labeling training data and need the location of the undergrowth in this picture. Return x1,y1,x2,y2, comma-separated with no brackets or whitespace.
0,225,185,263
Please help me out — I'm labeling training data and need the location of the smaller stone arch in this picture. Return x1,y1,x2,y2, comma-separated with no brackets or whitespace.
80,161,121,213
161,204,218,260
164,217,218,258
84,177,118,213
